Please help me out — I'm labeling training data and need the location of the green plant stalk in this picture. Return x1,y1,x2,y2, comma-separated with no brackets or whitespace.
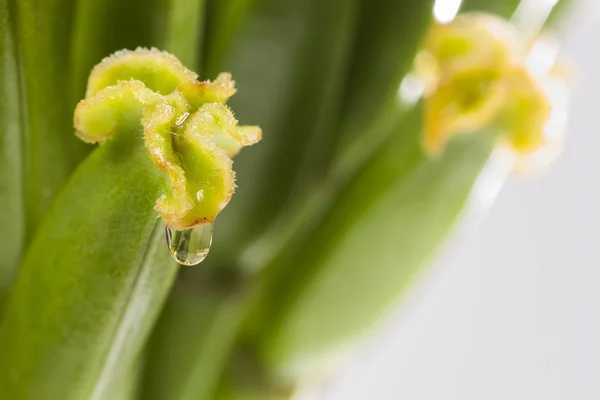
0,130,177,400
0,0,23,306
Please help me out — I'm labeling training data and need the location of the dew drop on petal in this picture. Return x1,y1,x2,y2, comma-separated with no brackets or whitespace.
175,112,190,126
165,223,213,266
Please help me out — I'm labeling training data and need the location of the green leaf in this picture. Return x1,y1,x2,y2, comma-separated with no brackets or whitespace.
209,0,361,263
17,0,89,238
202,0,258,79
0,0,24,305
0,131,178,400
162,0,206,70
460,0,522,18
336,0,435,149
247,106,495,375
69,0,171,105
142,274,245,400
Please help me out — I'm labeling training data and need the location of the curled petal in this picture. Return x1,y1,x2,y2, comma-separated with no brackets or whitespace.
74,49,261,229
145,103,235,228
87,48,198,97
184,103,262,158
424,63,506,155
180,73,238,108
498,67,551,153
417,12,567,161
422,13,524,75
75,80,164,143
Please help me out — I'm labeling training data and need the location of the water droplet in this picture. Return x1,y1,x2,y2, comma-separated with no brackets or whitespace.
196,190,204,201
175,112,190,126
165,224,213,266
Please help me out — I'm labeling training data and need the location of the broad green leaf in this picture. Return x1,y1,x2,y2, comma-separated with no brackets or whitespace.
247,106,495,376
0,0,23,305
0,131,178,400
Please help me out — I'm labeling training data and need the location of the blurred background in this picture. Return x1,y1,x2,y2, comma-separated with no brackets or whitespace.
323,1,600,398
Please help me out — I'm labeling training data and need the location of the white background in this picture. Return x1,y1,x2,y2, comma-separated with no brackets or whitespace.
326,1,600,399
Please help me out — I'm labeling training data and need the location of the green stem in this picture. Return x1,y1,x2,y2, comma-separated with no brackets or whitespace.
0,131,178,400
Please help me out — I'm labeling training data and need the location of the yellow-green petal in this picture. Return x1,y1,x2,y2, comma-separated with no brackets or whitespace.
74,48,261,229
